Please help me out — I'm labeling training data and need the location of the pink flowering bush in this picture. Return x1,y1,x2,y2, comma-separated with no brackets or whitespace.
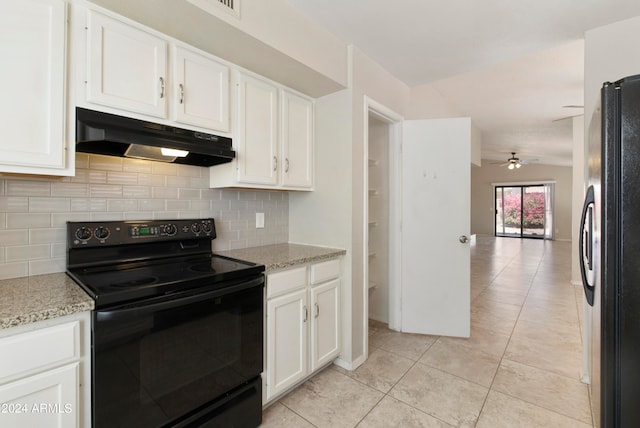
503,192,545,228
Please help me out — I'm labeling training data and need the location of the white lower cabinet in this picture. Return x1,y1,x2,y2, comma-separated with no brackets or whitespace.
310,278,340,371
0,363,78,428
0,313,90,428
264,259,341,403
266,287,308,397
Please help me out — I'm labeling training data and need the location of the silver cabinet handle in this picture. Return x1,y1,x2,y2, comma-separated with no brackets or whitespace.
179,83,184,104
459,235,469,243
314,303,319,318
285,158,290,173
273,156,278,172
159,77,165,99
303,305,308,322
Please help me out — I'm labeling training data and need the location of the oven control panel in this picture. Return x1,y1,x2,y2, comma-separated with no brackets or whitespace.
67,219,216,247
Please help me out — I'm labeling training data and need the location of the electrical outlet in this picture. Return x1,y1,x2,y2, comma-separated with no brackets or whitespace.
256,213,265,229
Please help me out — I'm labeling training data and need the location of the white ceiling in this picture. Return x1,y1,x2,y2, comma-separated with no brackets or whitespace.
286,0,640,166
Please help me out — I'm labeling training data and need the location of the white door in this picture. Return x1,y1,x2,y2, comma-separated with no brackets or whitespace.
401,118,471,337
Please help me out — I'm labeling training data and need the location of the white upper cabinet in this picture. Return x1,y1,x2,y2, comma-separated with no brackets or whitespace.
0,0,71,175
281,89,314,189
85,9,230,133
236,73,279,186
173,46,229,131
87,10,168,118
210,72,314,191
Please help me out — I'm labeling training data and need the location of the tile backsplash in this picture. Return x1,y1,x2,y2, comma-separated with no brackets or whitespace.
0,154,288,280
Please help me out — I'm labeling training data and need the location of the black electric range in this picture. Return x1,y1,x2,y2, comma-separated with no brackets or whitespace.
66,218,265,428
66,218,264,309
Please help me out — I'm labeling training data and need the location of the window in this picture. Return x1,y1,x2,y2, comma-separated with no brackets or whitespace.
494,184,554,239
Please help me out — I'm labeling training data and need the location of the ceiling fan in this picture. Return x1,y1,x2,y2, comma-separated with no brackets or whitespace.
553,105,584,122
496,152,537,169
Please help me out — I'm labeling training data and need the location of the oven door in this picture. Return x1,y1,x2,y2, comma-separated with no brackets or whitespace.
92,275,264,428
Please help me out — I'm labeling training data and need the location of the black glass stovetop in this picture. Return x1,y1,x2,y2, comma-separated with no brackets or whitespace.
67,254,264,309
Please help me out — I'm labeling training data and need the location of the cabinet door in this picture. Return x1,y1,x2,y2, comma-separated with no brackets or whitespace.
173,46,229,131
0,0,66,172
310,279,340,371
266,289,308,399
87,10,168,118
236,73,278,186
0,363,78,428
281,90,314,189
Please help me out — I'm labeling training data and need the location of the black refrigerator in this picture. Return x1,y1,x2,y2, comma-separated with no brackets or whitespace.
580,74,640,428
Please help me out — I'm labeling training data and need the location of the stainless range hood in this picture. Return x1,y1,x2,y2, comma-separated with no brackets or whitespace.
76,108,235,167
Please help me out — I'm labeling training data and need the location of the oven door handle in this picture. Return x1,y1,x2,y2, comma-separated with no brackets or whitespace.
95,275,264,322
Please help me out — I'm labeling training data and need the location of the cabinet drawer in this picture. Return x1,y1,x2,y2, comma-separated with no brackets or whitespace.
267,266,307,298
310,259,341,285
0,321,80,381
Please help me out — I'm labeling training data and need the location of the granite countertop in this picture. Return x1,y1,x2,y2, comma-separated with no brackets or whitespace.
0,273,94,330
217,243,346,272
0,243,344,330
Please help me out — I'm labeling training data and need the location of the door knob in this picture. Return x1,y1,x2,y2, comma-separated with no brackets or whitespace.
459,235,469,243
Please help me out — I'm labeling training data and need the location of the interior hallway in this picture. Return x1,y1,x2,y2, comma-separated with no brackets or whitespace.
261,237,591,427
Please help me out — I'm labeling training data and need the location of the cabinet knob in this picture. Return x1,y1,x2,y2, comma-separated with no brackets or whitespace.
179,83,184,104
273,156,278,172
159,77,165,99
303,305,308,322
285,158,290,173
314,303,319,318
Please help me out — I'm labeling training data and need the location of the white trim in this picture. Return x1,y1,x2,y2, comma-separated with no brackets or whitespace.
363,96,403,362
334,354,366,371
491,180,556,186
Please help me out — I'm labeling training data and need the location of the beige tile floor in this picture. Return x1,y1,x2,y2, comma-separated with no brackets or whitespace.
261,237,592,427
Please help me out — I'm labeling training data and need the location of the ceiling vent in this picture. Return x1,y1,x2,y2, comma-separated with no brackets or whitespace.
187,0,240,19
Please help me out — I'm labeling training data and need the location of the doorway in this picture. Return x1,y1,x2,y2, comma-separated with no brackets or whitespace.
367,114,390,323
495,184,554,239
363,97,403,357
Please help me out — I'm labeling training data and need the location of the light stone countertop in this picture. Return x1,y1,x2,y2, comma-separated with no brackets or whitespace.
216,243,346,272
0,273,94,330
0,243,344,330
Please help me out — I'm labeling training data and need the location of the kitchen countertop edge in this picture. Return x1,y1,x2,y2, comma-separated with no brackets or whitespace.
0,272,95,330
0,243,345,330
216,243,346,272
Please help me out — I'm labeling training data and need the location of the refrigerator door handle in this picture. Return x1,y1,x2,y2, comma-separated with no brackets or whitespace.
579,185,596,306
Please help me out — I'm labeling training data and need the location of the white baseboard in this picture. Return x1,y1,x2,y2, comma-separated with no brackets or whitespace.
334,353,366,371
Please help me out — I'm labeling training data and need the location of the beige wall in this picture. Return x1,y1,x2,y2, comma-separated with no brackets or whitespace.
471,163,573,240
289,90,355,363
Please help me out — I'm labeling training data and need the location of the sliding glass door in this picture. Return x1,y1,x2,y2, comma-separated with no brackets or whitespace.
495,184,553,239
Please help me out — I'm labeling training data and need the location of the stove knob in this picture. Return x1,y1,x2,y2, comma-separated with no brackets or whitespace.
94,227,110,240
191,222,202,234
164,224,177,236
202,221,213,234
75,227,92,241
